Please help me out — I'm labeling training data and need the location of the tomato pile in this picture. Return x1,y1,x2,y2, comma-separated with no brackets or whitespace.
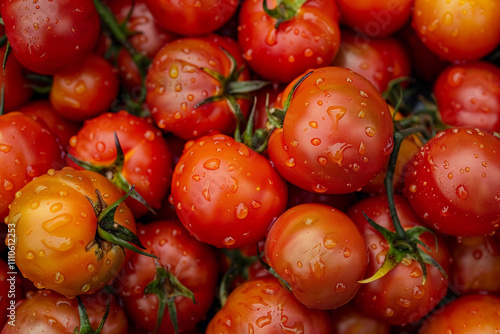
0,0,499,333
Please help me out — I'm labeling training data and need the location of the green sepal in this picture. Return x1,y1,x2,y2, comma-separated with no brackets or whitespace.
219,249,257,306
257,245,292,292
73,296,110,334
263,0,308,29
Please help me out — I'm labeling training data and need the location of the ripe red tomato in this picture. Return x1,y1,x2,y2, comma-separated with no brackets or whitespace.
146,34,251,140
66,111,173,217
237,0,341,83
0,289,128,333
403,127,500,237
205,277,334,333
411,0,500,62
329,302,391,334
113,220,219,333
265,203,367,310
347,194,450,326
0,0,101,75
50,54,120,122
144,0,239,36
6,167,137,299
0,45,33,112
0,112,65,224
170,133,288,249
268,66,394,194
337,0,412,37
433,61,500,132
419,294,500,333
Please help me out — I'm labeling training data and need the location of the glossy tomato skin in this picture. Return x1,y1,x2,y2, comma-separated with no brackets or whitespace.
50,54,120,122
171,133,288,249
6,167,136,299
66,111,173,217
337,0,412,37
0,289,128,334
113,220,219,333
411,0,500,62
206,277,333,333
0,112,65,224
329,302,391,334
0,45,33,112
238,0,341,83
146,34,250,140
144,0,239,36
0,0,101,75
265,203,367,310
268,67,394,194
403,127,500,237
332,28,411,93
433,61,500,132
348,194,450,326
418,294,500,333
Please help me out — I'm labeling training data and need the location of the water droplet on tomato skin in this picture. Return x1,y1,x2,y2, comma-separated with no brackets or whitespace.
203,158,220,170
235,203,248,219
335,282,346,293
309,257,326,280
456,184,469,199
256,313,272,328
54,272,64,284
26,251,35,260
223,237,235,247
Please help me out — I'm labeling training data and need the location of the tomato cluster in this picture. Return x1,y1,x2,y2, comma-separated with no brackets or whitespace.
0,0,499,333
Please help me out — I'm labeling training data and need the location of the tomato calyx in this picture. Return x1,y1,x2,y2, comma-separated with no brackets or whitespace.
144,259,197,334
86,186,157,259
257,244,292,292
195,47,269,130
263,0,308,29
74,296,110,334
68,132,155,214
219,249,258,306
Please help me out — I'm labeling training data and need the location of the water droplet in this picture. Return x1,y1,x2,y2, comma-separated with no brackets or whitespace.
26,251,35,260
144,130,155,142
3,179,14,191
303,48,313,57
317,156,327,165
297,261,303,268
448,68,465,87
323,237,336,249
385,308,395,317
87,264,95,272
285,158,295,167
256,312,272,328
223,236,235,246
327,142,352,165
413,285,425,299
327,106,347,128
473,249,483,259
308,121,318,128
410,267,422,278
81,284,90,293
203,158,220,170
251,200,262,209
335,282,346,292
441,11,453,25
309,256,326,280
0,144,12,153
265,29,277,45
365,127,376,137
235,203,248,219
312,184,328,193
456,184,468,199
169,65,179,78
54,272,64,284
397,298,412,308
409,184,417,193
41,235,75,252
42,213,72,232
74,80,86,94
343,248,351,258
311,138,321,146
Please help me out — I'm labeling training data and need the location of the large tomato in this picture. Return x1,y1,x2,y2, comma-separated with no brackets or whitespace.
0,0,101,75
237,0,341,83
268,66,394,194
265,203,367,310
403,127,500,237
6,167,138,299
170,133,288,249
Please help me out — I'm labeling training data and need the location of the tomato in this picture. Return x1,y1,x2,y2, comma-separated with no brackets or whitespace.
332,28,411,93
206,277,334,333
433,61,500,132
237,0,341,83
50,53,120,122
268,66,394,194
6,167,137,299
144,0,239,36
418,294,500,333
329,302,391,334
0,289,128,333
0,0,101,75
347,194,450,326
337,0,412,37
18,99,82,148
0,112,65,224
411,0,500,62
66,111,173,217
265,203,367,310
403,127,500,237
113,220,219,333
170,133,288,249
146,34,251,140
0,45,33,112
447,235,500,295
286,183,357,212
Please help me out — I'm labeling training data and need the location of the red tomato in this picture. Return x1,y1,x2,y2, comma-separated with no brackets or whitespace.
286,183,357,212
67,111,173,217
0,45,33,112
268,66,394,194
0,0,101,75
146,34,251,140
144,0,239,36
411,0,500,62
403,127,500,237
237,0,341,83
329,302,391,334
348,194,450,326
113,220,219,333
206,277,334,333
170,133,288,249
0,289,128,333
433,61,500,132
337,0,412,37
50,54,120,122
265,203,367,310
0,112,65,224
332,28,411,93
419,294,500,333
